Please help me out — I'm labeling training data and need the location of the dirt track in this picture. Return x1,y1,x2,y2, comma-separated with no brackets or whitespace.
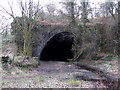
2,61,104,88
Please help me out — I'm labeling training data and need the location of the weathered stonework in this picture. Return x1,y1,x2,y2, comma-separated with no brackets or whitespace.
32,24,72,58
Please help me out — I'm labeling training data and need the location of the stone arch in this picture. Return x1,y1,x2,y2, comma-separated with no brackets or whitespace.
39,31,74,61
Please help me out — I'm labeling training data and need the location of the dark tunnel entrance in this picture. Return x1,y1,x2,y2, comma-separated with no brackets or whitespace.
40,32,74,61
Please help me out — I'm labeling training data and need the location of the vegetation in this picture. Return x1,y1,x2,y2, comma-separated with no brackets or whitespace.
66,78,80,86
1,1,119,59
0,0,119,88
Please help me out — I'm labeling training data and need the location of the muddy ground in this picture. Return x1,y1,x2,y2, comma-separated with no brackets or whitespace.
1,57,118,88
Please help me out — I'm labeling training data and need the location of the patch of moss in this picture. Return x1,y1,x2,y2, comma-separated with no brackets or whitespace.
104,55,113,61
66,79,79,86
94,61,105,65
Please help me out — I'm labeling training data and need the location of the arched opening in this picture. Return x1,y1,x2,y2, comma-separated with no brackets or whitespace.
40,32,74,61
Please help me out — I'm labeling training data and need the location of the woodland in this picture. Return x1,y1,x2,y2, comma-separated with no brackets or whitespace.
0,0,120,89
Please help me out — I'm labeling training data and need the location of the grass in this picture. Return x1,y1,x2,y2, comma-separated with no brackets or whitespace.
65,61,74,65
112,56,118,61
3,75,46,87
103,66,109,70
109,63,114,66
10,56,39,71
104,55,118,61
33,76,45,82
0,81,2,87
15,63,38,69
103,63,114,70
104,55,113,61
94,61,105,65
66,79,79,86
2,57,39,79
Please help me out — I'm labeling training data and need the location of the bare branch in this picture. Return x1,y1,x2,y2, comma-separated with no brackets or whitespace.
7,1,14,18
0,5,14,18
29,0,40,33
16,0,25,16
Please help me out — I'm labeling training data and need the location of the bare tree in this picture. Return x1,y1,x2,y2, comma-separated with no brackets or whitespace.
99,2,117,21
36,9,46,21
81,2,89,28
0,0,40,57
60,1,78,25
46,3,56,23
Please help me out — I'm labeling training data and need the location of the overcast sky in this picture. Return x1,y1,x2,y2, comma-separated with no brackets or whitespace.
0,0,105,16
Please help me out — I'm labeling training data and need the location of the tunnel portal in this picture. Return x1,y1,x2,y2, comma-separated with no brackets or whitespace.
40,32,74,61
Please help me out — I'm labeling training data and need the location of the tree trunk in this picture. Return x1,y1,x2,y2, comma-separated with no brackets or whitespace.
26,29,32,57
70,2,75,25
82,2,88,29
118,1,120,56
23,17,28,55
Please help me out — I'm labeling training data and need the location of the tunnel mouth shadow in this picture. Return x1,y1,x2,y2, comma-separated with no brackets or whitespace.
40,32,74,61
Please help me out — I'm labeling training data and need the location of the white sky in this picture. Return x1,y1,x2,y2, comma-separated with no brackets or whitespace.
0,0,105,18
0,0,106,32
